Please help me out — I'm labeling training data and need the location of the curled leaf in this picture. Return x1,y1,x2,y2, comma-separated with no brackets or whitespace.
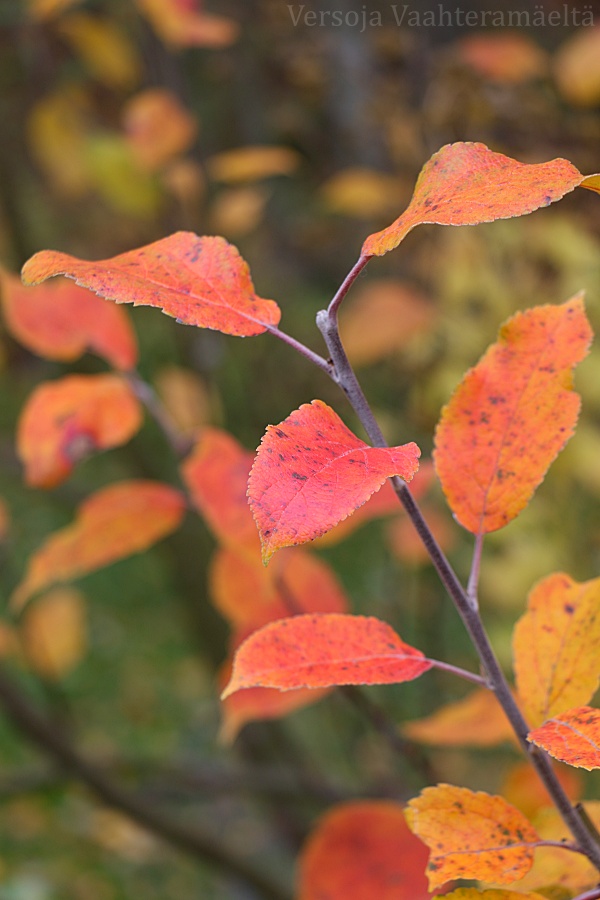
528,707,600,770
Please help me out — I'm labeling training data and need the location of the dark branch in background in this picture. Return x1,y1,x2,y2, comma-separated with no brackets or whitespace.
0,664,292,900
126,370,195,459
314,253,600,871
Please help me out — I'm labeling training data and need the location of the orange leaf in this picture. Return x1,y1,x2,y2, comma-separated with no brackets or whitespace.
207,145,300,183
134,0,238,48
222,613,431,697
248,400,420,562
1,269,138,369
123,88,198,172
210,547,347,632
340,279,435,367
21,233,281,338
501,761,581,820
11,481,185,611
554,25,600,107
433,297,591,534
297,801,434,900
406,784,539,889
386,504,456,567
362,142,582,257
457,34,548,85
181,428,259,553
402,688,514,748
528,706,600,770
21,587,87,680
513,572,600,727
17,374,143,488
443,891,547,900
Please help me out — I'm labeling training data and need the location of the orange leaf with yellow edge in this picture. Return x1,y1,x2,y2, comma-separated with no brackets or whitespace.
1,269,138,369
297,801,434,900
11,481,185,611
434,297,591,534
248,400,420,563
17,374,143,488
498,803,600,894
222,613,431,698
21,233,280,338
134,0,238,48
406,784,539,889
403,688,514,747
362,142,582,257
513,572,600,727
210,546,347,632
181,427,259,554
219,650,330,743
21,587,87,680
528,706,600,770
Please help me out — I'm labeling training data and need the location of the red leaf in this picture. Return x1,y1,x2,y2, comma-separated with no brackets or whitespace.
17,374,142,488
248,400,420,562
433,297,591,534
221,613,432,697
362,142,582,257
11,481,185,611
21,233,281,338
528,707,600,770
1,268,138,369
297,801,434,900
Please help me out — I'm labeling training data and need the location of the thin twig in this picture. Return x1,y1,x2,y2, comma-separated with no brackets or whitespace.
265,325,334,376
125,371,195,459
427,659,486,686
0,664,292,900
572,888,600,900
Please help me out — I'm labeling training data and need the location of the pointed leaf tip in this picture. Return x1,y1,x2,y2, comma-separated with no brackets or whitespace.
248,399,420,563
21,233,280,338
362,142,582,257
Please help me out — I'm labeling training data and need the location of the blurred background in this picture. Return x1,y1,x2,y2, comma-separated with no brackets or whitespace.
2,1,600,897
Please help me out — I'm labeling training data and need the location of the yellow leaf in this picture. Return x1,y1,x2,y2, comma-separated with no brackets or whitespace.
207,145,300,184
321,168,406,217
403,688,514,747
21,587,87,679
56,12,141,90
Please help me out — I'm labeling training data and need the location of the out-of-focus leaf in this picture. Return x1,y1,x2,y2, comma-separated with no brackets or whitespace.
248,400,420,562
457,34,548,84
321,168,406,218
123,88,198,172
181,428,259,553
22,233,281,337
1,269,138,369
134,0,239,48
11,481,186,611
406,785,539,889
528,707,600,770
513,572,600,727
26,86,91,197
21,587,87,680
207,146,300,183
297,801,434,899
554,26,600,107
56,12,141,90
443,891,546,900
26,0,82,19
362,142,582,257
501,761,581,821
386,505,456,567
434,298,591,534
210,547,347,632
84,133,162,217
17,374,143,488
340,280,435,367
155,366,211,436
402,688,514,747
209,186,270,238
222,614,431,697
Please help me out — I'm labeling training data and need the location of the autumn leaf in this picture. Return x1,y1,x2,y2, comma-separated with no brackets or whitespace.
362,142,582,257
433,297,591,534
207,145,300,183
122,88,198,172
221,613,431,697
56,11,141,91
528,707,600,770
554,25,600,107
11,481,185,611
443,891,547,900
403,688,514,747
406,785,540,889
21,233,281,338
134,0,238,48
248,400,420,563
210,547,348,632
20,587,87,680
457,34,548,85
1,269,138,369
17,374,143,488
297,801,434,900
181,427,259,553
513,572,600,727
501,760,581,821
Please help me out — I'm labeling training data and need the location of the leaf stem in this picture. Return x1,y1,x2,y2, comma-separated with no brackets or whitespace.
326,254,372,320
265,325,334,376
0,664,292,900
315,265,600,872
426,660,485,686
573,889,600,900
